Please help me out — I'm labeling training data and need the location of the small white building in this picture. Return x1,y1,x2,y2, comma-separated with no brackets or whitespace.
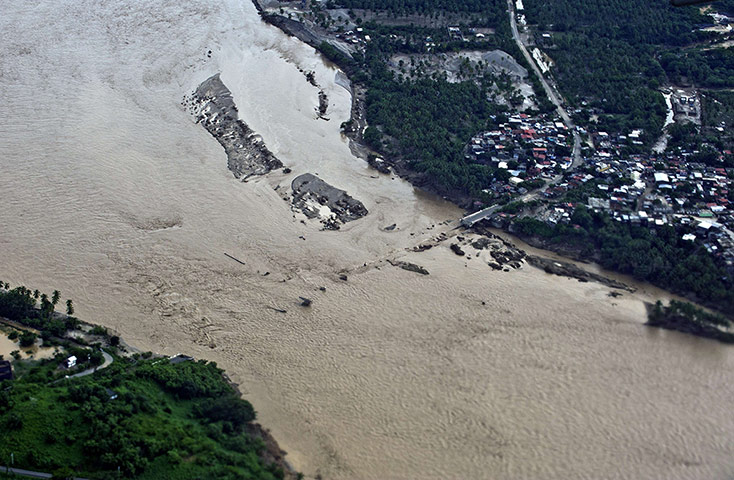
654,172,670,184
66,356,77,368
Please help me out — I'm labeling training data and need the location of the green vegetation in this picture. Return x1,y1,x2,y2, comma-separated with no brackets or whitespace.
18,331,37,348
364,67,503,197
0,285,79,338
512,207,734,314
701,90,734,150
295,0,542,200
354,20,517,198
522,0,732,139
648,300,734,342
0,281,287,478
337,0,503,17
0,355,284,479
660,48,734,89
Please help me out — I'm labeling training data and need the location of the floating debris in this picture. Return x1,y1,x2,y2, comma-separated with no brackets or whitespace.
450,244,465,256
224,253,246,265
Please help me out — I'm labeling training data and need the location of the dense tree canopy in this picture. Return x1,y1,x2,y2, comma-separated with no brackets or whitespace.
523,0,732,136
513,208,734,314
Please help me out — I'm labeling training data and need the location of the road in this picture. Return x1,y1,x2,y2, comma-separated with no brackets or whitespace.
50,350,114,385
461,191,541,227
0,466,88,480
507,0,582,168
68,350,113,378
460,2,585,228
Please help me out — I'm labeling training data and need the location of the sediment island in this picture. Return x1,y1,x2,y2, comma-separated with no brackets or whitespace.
184,74,283,180
291,173,368,229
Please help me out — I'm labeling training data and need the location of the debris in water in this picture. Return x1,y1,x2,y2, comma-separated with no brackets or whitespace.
450,244,465,256
224,253,246,265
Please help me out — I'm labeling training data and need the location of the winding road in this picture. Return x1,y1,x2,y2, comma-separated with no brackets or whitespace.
68,350,113,378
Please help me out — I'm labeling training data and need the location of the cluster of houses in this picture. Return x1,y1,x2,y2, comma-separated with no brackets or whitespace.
542,137,733,275
334,27,370,46
590,149,732,272
467,113,734,275
465,113,574,199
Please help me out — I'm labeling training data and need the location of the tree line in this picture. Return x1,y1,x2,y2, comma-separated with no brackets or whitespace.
513,207,734,314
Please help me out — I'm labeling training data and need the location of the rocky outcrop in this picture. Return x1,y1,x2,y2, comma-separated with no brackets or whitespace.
526,255,634,291
184,74,283,180
367,154,391,174
450,244,465,256
388,260,429,275
469,233,526,270
291,173,368,229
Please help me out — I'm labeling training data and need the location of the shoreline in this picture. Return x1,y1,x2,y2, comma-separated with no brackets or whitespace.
502,226,734,319
250,2,733,319
4,3,734,479
251,0,477,207
0,311,298,479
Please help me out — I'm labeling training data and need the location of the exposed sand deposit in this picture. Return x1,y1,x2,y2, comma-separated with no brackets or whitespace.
1,1,734,479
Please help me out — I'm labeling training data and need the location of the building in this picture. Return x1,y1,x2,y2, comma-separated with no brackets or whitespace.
66,356,77,368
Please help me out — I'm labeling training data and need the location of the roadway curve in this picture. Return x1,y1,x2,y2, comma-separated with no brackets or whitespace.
68,350,114,379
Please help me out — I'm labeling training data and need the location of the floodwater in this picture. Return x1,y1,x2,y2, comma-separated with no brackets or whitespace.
0,329,57,361
1,1,733,479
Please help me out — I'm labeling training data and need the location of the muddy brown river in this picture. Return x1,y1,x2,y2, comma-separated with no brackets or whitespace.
1,1,733,478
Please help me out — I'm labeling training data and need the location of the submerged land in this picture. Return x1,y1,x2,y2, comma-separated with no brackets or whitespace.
253,0,734,316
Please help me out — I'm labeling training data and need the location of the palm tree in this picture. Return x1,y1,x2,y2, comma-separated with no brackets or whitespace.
40,293,53,316
66,299,74,316
52,290,60,306
33,290,40,299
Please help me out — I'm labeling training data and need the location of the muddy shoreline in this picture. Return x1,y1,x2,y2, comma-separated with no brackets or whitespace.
2,311,298,478
251,0,734,325
505,227,734,318
252,1,475,207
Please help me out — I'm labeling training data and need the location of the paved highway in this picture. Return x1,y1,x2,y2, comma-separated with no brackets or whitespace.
460,3,585,228
507,0,582,168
